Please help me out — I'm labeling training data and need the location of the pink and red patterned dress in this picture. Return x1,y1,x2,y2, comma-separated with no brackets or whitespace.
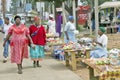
8,24,29,64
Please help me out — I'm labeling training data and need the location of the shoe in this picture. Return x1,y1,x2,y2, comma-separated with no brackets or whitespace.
33,61,37,68
18,70,22,74
17,64,22,74
37,63,42,67
37,61,42,67
3,60,7,63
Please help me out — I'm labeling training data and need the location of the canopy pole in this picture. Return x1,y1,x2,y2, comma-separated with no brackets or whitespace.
114,7,117,24
95,0,99,37
73,0,76,27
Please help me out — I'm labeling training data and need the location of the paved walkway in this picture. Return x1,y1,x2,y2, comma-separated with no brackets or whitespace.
0,33,83,80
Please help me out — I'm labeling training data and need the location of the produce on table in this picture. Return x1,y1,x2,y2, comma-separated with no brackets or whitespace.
46,33,54,38
47,38,62,45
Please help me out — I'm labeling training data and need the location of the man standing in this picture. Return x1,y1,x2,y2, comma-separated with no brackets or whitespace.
0,17,12,63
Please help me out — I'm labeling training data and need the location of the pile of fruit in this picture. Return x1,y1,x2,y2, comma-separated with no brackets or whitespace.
47,38,63,45
62,41,74,50
95,60,110,65
100,71,120,79
46,33,54,38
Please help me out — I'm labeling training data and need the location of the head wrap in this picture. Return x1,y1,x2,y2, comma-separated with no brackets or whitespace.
34,16,40,21
99,27,106,33
49,14,54,18
68,16,74,21
14,15,21,21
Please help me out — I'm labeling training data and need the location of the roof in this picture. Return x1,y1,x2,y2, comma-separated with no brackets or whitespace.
99,1,120,9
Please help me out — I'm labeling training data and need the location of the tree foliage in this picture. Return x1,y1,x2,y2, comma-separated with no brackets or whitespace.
36,0,66,2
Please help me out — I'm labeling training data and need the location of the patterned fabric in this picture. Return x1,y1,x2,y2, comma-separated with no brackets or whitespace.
8,24,29,64
30,45,44,60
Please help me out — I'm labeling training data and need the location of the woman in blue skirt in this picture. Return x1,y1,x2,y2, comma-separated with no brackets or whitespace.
29,16,46,67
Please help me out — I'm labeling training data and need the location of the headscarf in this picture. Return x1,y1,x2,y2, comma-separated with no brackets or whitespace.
14,15,21,21
49,14,54,18
99,27,106,33
34,16,40,21
49,14,54,21
68,16,74,21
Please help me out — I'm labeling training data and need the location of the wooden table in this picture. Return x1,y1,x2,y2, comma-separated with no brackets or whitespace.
64,49,90,71
83,59,120,80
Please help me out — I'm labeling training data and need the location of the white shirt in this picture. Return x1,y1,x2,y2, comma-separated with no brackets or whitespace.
64,21,76,32
2,23,12,38
47,20,56,33
97,34,108,49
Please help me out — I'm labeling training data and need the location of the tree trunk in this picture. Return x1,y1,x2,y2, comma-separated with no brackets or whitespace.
2,0,6,19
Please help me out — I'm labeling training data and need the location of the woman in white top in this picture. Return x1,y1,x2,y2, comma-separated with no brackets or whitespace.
64,16,76,43
47,14,56,33
90,27,108,58
0,17,12,63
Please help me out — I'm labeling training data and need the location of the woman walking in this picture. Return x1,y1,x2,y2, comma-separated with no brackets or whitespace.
29,16,46,68
3,15,33,74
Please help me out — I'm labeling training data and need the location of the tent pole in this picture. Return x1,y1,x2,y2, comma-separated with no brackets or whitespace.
95,0,99,37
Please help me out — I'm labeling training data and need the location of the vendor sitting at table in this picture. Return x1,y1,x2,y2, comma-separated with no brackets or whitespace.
90,27,108,58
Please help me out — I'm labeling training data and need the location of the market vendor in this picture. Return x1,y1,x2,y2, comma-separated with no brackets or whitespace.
90,27,108,58
47,14,56,33
64,16,77,44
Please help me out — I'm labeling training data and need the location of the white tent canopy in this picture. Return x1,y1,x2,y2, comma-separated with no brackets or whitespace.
28,10,38,15
99,1,120,9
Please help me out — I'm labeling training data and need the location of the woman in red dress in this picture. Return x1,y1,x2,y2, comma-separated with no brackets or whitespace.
29,16,46,68
3,16,33,74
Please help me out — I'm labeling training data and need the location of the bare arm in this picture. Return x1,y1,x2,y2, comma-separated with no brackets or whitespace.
65,31,69,40
93,39,102,46
0,27,5,33
26,34,33,44
3,34,11,47
46,25,49,33
96,41,102,46
26,34,35,49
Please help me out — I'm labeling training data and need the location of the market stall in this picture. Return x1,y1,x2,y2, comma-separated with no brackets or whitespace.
83,58,120,80
63,40,92,70
64,48,90,71
99,1,120,33
45,33,64,60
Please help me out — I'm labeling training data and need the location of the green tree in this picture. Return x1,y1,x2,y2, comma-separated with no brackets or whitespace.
36,0,66,7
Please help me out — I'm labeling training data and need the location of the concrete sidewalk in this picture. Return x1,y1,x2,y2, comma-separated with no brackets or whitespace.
0,33,83,80
0,57,83,80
